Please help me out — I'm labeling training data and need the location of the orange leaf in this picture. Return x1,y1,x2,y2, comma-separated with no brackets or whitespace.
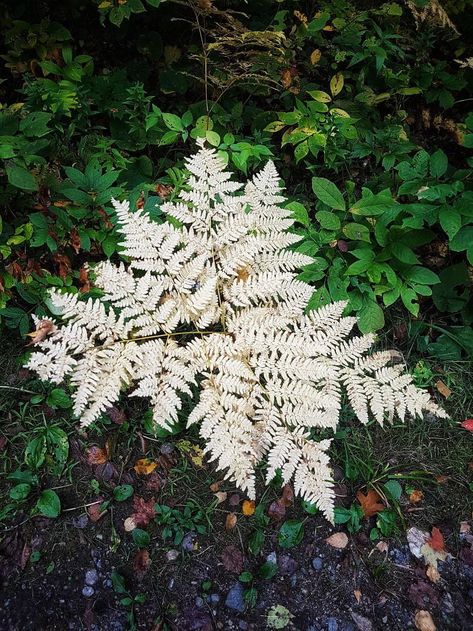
435,379,451,398
242,500,255,516
427,527,445,552
409,489,424,504
225,512,237,531
26,319,56,346
461,419,473,431
134,458,158,475
356,489,384,518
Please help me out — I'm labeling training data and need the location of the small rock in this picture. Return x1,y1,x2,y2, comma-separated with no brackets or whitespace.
312,557,323,571
350,612,373,631
82,586,95,597
239,622,248,630
182,532,196,552
225,582,245,613
103,579,112,588
166,549,179,562
290,574,298,587
266,552,277,565
195,596,204,608
209,593,220,604
85,569,99,586
168,578,175,590
279,555,298,575
72,514,89,529
327,618,338,631
161,443,175,455
389,546,410,565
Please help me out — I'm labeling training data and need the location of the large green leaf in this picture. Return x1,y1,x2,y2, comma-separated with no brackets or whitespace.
312,177,345,210
6,165,38,191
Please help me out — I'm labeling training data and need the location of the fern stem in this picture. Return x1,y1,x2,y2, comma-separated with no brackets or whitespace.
123,330,232,343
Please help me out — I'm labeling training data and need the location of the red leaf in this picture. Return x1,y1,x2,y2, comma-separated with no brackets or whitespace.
427,526,445,552
280,483,294,508
133,549,151,581
221,544,244,574
461,419,473,432
126,496,156,529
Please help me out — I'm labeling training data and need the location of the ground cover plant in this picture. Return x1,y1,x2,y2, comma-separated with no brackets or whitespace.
0,1,473,630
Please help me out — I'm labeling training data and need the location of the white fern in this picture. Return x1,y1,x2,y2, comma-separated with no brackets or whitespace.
26,142,447,522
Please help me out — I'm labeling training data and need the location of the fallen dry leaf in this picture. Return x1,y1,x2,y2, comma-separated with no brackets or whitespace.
376,541,389,554
310,49,322,65
225,512,237,531
85,444,108,465
435,379,451,398
350,612,373,631
280,484,294,508
78,266,91,293
242,500,255,516
214,491,227,505
125,496,156,531
133,549,151,581
87,498,107,523
268,500,286,521
176,440,205,467
426,565,440,583
26,319,56,346
409,489,424,504
209,480,224,493
356,488,384,518
415,610,436,631
221,544,244,573
229,493,240,508
460,419,473,431
325,532,348,549
427,527,445,552
133,458,158,475
407,527,430,558
354,589,362,603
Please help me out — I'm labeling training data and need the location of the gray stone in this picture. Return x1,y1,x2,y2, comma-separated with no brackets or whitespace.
239,622,248,630
195,596,204,608
166,549,179,562
82,586,95,597
266,551,277,565
182,532,196,552
72,514,89,529
225,582,245,613
209,593,220,604
85,569,98,586
279,555,298,575
327,618,338,631
312,557,323,570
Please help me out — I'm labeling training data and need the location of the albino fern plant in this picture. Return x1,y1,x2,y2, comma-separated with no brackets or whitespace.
26,143,446,521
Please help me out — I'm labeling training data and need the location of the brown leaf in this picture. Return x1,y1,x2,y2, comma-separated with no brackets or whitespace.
209,480,224,493
52,253,71,279
426,565,440,584
242,500,255,516
69,228,81,254
354,589,362,603
214,491,227,505
427,527,445,552
281,68,293,89
133,458,158,475
325,532,349,549
78,266,91,293
156,183,173,199
415,610,437,631
20,543,31,570
87,499,107,523
356,489,384,518
280,484,294,508
268,500,286,521
106,406,127,425
125,496,156,530
221,544,244,573
85,444,108,465
434,379,451,399
225,513,237,531
26,319,56,346
133,549,151,581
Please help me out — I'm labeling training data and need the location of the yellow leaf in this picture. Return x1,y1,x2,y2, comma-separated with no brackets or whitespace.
323,25,335,31
225,512,237,530
98,1,112,7
133,458,158,475
176,440,205,467
242,499,255,516
330,72,344,97
310,49,322,65
330,107,350,118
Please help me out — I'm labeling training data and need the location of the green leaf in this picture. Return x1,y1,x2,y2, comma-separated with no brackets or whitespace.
429,149,448,178
400,286,419,316
345,259,372,275
315,210,341,231
383,480,402,502
132,528,150,547
162,113,184,132
439,206,461,239
278,519,304,549
258,561,278,580
46,388,72,409
286,201,309,228
307,90,332,103
36,489,61,518
391,242,418,265
350,193,395,216
206,130,220,147
342,223,370,243
449,226,473,252
25,436,47,469
267,604,293,629
19,112,53,137
330,72,344,97
404,267,440,285
239,571,253,583
6,165,38,191
10,483,31,501
113,484,134,502
357,298,385,333
312,177,345,210
294,140,308,163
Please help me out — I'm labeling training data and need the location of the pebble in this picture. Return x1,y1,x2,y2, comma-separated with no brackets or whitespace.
103,579,112,588
225,582,245,613
72,514,89,529
266,552,277,565
327,618,338,631
312,557,323,570
166,549,179,562
279,555,298,575
195,596,204,608
208,593,220,604
239,622,248,630
168,578,175,590
82,586,95,597
85,569,98,586
161,442,175,455
182,532,196,552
